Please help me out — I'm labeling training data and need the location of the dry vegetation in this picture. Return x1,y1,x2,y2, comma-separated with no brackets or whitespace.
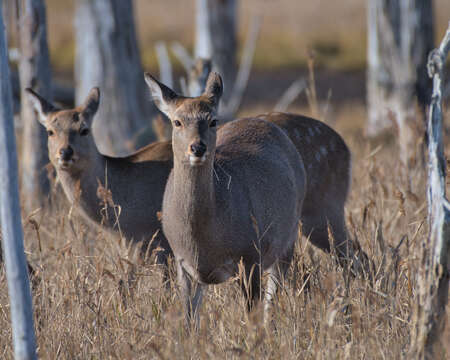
1,1,450,359
1,100,449,358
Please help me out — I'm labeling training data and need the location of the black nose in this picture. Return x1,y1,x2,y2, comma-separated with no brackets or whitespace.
190,142,207,157
60,146,74,161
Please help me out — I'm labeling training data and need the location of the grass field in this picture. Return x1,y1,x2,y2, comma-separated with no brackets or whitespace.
1,1,450,359
1,100,449,358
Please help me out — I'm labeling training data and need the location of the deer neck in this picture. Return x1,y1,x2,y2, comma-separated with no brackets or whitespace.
171,157,216,242
56,150,107,220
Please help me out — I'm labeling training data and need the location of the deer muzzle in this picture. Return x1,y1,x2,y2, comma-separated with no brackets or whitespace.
58,146,75,169
188,141,208,166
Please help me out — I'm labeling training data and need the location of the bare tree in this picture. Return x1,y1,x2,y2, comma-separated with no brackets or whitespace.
195,0,237,104
18,0,52,211
410,23,450,359
75,0,154,155
0,5,37,359
366,0,434,164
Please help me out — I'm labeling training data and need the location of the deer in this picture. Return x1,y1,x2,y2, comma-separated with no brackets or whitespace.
25,87,174,286
251,112,367,273
145,71,307,326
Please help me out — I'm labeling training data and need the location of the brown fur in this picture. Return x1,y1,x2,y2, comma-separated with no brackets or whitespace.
26,87,174,279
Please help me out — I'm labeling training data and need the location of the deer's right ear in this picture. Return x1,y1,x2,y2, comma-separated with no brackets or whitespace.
144,72,178,117
25,88,55,126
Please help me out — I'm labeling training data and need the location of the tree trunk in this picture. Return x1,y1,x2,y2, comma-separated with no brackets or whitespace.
410,23,450,360
18,0,52,212
74,0,154,156
366,0,434,162
195,0,237,104
0,5,37,359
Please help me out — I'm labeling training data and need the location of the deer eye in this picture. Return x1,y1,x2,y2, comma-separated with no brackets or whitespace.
209,119,217,128
173,120,182,127
80,128,89,136
47,130,54,136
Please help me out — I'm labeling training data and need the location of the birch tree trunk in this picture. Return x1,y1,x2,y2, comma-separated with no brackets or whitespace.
410,23,450,359
75,0,154,156
18,0,52,211
366,0,434,164
0,5,37,359
195,0,237,104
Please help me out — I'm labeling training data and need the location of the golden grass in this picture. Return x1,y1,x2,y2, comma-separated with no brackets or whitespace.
1,101,449,359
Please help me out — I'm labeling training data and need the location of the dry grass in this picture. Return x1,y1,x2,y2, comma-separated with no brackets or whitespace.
1,101,449,359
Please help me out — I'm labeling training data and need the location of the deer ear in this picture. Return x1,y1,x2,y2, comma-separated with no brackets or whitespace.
144,72,178,117
81,87,100,121
25,88,55,127
203,72,223,108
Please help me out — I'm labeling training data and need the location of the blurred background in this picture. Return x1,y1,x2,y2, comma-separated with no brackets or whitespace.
4,0,450,212
7,0,450,114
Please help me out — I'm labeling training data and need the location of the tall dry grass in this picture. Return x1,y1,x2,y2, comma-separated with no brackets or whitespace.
1,99,448,358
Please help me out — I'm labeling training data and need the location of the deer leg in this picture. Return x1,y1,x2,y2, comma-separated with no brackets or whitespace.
264,242,295,323
239,262,262,313
303,210,371,277
177,260,203,330
140,234,172,289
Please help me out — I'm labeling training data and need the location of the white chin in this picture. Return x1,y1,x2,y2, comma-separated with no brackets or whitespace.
58,159,74,170
189,155,206,166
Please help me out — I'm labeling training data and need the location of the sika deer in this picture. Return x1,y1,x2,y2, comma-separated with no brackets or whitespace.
26,87,173,281
255,113,368,274
145,72,307,325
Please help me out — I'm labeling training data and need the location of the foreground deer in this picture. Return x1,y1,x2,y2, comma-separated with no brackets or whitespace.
26,87,173,278
145,72,307,325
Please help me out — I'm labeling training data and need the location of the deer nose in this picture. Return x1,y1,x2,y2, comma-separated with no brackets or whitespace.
59,146,74,161
190,142,207,157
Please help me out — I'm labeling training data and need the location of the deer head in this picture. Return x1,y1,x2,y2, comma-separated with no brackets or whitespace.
144,71,223,167
26,87,100,175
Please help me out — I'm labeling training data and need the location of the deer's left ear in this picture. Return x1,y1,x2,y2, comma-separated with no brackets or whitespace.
203,72,223,109
144,72,179,117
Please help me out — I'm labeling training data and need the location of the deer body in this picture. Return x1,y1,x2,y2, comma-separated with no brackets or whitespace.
146,72,306,324
255,112,352,259
26,88,173,269
163,118,306,285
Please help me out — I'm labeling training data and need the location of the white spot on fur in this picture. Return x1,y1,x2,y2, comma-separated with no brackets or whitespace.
320,146,327,156
315,152,321,162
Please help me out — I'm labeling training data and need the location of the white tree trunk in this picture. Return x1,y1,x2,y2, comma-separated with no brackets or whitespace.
366,0,434,149
18,0,52,211
195,0,237,104
0,5,37,359
75,0,154,156
410,22,450,359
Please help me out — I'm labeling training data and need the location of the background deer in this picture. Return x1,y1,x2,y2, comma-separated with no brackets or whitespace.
146,71,307,325
26,87,174,281
254,112,367,273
